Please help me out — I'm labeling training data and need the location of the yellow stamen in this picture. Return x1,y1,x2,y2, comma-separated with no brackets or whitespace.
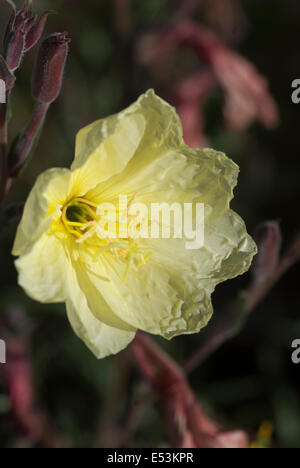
61,196,152,281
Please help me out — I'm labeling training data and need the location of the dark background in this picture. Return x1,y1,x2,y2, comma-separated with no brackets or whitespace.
0,0,299,448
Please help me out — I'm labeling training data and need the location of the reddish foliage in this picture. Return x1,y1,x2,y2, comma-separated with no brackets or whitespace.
139,21,279,144
0,309,66,447
132,333,249,448
174,70,215,147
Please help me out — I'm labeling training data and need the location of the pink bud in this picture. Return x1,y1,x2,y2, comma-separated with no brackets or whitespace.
25,11,56,52
3,2,54,72
4,23,26,72
32,33,70,104
4,1,31,72
14,1,29,30
24,14,37,36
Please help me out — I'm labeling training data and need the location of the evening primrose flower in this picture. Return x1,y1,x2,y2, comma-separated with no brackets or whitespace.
12,90,257,358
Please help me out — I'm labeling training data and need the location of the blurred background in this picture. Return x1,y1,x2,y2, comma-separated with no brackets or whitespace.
0,0,300,448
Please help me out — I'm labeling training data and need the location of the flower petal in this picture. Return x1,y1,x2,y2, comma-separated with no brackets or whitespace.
78,207,256,339
66,257,136,357
204,209,258,281
72,113,146,193
72,251,136,332
75,89,182,166
146,210,257,284
88,145,238,224
76,251,213,340
85,89,185,202
66,296,136,360
12,168,71,256
14,233,69,303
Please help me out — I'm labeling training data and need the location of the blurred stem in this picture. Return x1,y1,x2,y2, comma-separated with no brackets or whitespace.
184,232,300,374
132,332,184,385
114,0,131,39
95,349,134,448
246,233,300,313
113,0,134,106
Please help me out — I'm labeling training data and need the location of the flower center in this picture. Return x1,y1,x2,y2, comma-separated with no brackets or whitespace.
62,197,97,237
61,197,152,281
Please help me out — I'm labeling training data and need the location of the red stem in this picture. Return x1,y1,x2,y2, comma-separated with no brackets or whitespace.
9,100,49,177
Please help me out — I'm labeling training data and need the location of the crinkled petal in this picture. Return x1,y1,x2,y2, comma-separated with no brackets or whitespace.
75,89,182,166
88,145,238,223
136,209,257,338
86,89,185,201
76,252,213,339
72,113,146,193
204,209,257,281
85,210,256,339
145,210,257,283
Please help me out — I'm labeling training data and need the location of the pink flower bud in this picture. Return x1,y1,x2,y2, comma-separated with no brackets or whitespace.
3,1,32,72
14,1,29,30
3,1,54,72
25,11,56,52
4,23,26,72
32,33,70,104
24,14,37,36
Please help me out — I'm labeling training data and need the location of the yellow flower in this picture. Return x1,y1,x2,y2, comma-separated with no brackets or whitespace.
12,90,257,358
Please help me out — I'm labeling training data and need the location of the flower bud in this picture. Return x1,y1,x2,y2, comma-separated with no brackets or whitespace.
4,1,32,72
4,23,26,72
14,1,29,30
24,14,37,36
25,11,56,52
3,1,54,72
32,33,70,104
